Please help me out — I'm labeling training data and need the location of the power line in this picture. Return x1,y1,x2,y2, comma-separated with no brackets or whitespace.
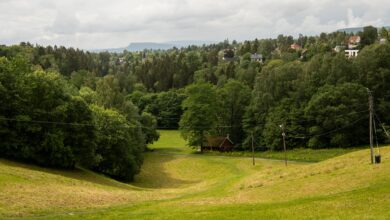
153,107,369,121
286,116,367,139
284,109,368,126
0,107,370,132
0,117,95,127
374,113,390,138
0,117,239,130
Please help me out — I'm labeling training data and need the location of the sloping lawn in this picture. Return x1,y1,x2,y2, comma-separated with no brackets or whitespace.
0,130,389,219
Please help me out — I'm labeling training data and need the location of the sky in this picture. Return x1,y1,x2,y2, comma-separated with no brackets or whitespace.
1,0,389,49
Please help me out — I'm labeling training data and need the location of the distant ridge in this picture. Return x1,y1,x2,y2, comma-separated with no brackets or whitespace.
91,40,215,53
337,26,390,34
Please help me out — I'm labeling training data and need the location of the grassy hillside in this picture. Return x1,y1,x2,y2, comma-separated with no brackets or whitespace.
1,130,389,219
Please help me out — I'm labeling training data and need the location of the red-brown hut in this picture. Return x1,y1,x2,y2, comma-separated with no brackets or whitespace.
201,135,234,152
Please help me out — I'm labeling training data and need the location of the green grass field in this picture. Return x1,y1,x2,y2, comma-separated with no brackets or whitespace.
1,130,389,219
150,130,365,162
202,147,367,162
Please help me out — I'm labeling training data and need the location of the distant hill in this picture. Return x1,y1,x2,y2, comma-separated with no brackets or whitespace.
92,40,215,53
337,26,390,34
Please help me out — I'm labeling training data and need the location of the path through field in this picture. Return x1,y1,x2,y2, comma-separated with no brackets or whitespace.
1,130,389,219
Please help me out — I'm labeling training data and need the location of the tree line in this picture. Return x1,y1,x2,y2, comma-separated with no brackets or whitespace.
180,42,390,150
0,56,158,181
1,26,389,178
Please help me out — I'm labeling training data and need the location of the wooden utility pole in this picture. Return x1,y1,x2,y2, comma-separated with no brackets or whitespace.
280,124,287,166
251,132,255,166
368,89,375,164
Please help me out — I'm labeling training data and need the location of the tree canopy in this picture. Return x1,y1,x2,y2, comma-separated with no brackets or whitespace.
1,26,389,179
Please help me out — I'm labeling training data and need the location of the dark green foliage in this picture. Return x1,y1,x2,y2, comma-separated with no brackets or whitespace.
0,57,96,168
359,26,378,47
355,43,390,123
304,83,367,148
262,98,306,150
64,96,97,167
129,89,186,129
1,29,390,159
0,57,150,181
70,70,96,89
180,83,218,148
216,80,251,148
155,90,186,129
243,60,303,148
140,112,160,145
244,43,390,150
91,105,144,181
96,75,124,108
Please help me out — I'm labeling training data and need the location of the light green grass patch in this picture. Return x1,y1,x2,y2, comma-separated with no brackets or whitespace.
148,130,195,154
204,147,367,162
1,130,389,219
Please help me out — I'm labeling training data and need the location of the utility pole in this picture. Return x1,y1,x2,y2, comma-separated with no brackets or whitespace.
279,124,287,166
368,89,375,164
251,132,255,166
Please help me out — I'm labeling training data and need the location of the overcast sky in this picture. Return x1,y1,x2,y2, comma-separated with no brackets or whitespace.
1,0,389,49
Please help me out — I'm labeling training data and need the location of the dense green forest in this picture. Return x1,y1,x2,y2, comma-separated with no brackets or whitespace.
1,26,389,180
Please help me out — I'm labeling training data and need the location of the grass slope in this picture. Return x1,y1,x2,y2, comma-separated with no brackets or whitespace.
202,147,367,162
1,130,389,219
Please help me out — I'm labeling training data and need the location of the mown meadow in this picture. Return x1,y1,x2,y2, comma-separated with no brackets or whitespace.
1,130,389,219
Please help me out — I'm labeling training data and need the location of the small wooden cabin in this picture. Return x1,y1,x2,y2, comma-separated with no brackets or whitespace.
201,135,234,152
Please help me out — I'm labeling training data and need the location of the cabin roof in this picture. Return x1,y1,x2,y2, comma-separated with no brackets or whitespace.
205,136,234,148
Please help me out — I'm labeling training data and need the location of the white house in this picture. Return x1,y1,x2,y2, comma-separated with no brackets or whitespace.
345,49,359,58
250,53,263,62
334,45,345,53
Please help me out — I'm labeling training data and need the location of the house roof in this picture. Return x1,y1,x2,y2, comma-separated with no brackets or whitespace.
205,135,234,148
290,43,301,50
349,36,361,44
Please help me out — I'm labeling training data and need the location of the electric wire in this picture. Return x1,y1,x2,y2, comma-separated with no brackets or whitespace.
0,117,237,130
285,116,367,139
374,113,390,138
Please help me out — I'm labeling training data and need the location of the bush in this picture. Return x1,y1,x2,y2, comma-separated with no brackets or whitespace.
90,105,145,181
0,58,96,168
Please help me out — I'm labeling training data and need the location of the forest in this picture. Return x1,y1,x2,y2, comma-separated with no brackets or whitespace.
0,26,389,180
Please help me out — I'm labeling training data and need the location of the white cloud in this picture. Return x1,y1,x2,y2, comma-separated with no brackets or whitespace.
0,0,389,49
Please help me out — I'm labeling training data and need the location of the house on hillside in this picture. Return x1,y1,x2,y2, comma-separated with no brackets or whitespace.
380,38,387,44
344,35,361,58
334,45,345,53
348,36,361,49
345,49,359,58
118,57,126,64
201,135,234,152
250,53,263,63
300,49,308,60
290,43,302,50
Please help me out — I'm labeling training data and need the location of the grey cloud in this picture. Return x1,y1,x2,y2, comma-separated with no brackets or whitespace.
0,0,389,49
48,13,80,34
